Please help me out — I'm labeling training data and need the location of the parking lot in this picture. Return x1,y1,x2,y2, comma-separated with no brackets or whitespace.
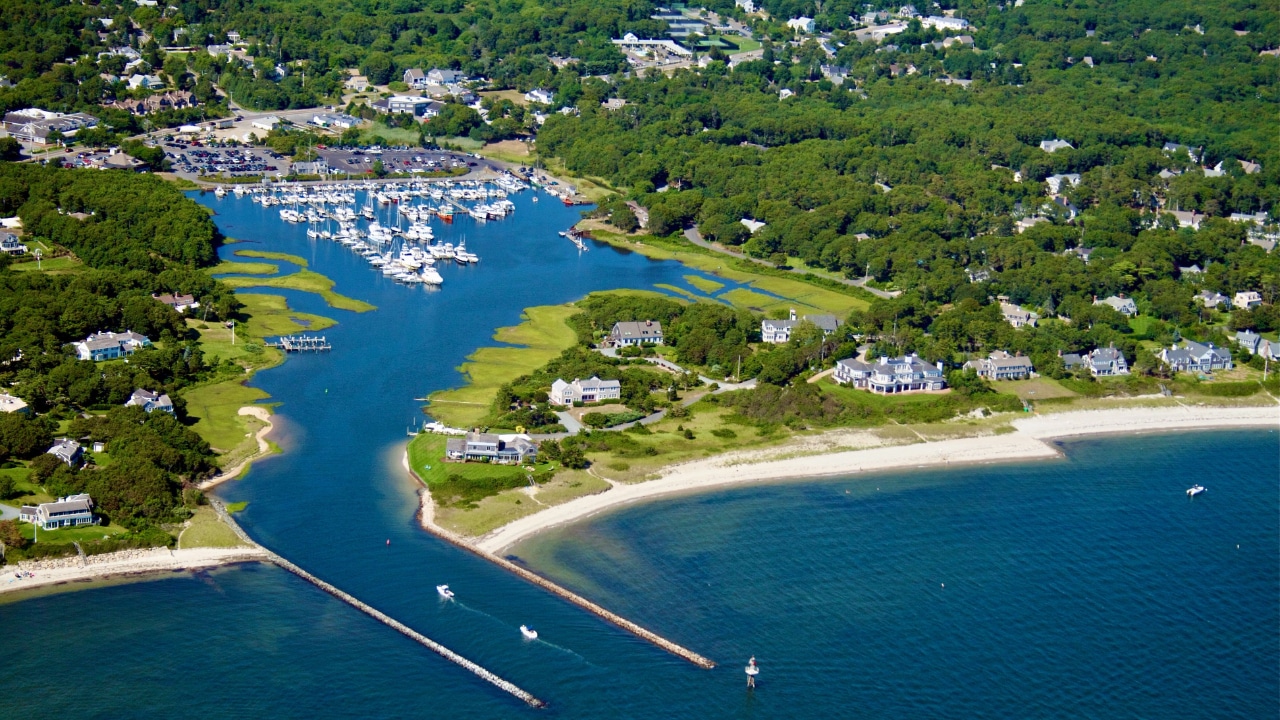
163,140,285,177
316,147,475,175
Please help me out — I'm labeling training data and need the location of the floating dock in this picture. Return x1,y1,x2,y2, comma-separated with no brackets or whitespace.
267,335,332,352
211,500,546,708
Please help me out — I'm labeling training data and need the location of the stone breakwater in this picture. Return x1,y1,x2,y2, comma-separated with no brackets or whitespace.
415,488,717,670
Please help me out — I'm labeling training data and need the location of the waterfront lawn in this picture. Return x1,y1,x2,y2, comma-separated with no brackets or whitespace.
182,381,271,456
19,521,128,544
434,470,611,537
998,378,1079,401
178,506,247,548
409,433,563,516
233,249,309,267
221,269,376,313
428,304,580,428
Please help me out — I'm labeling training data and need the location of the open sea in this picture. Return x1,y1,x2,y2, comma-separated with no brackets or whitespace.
0,186,1275,718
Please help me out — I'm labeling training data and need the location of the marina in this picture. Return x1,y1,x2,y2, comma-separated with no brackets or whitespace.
267,335,332,352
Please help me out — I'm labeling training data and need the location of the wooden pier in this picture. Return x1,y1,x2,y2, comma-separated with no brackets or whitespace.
267,335,332,352
210,500,546,709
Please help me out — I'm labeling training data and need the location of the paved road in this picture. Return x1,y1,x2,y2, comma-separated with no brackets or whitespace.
681,227,899,299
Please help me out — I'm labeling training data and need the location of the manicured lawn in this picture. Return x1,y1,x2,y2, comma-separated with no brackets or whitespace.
1001,377,1080,401
221,269,376,313
685,274,725,293
480,89,528,106
211,260,279,276
358,126,422,146
178,506,247,548
12,256,82,273
427,304,580,427
19,521,128,544
233,249,309,267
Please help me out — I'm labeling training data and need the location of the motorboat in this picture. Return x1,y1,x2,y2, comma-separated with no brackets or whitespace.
520,625,538,640
1187,485,1206,497
436,584,454,599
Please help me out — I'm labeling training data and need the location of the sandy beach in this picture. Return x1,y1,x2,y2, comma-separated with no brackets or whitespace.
0,546,270,596
464,405,1279,554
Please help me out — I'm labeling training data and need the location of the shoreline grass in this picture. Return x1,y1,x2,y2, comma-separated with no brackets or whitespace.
233,249,309,267
211,260,278,276
221,269,376,313
427,304,580,427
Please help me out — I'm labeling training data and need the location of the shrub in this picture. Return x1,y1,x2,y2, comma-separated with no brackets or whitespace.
607,461,630,471
710,428,737,439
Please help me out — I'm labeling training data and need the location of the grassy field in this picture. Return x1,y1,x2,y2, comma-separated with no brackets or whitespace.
178,506,247,548
1001,377,1080,401
12,256,83,273
408,434,609,536
480,89,528,106
541,157,619,202
685,274,725,293
584,227,868,316
477,139,535,164
358,126,422,146
221,269,376,313
182,381,271,456
211,260,278,275
233,249,309,267
427,304,581,427
654,283,705,301
19,521,128,543
234,293,337,339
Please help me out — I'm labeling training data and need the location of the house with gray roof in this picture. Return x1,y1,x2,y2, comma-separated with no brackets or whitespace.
47,438,83,466
125,388,174,414
1094,295,1137,316
608,320,664,347
445,432,537,464
19,493,96,530
964,350,1034,380
1233,330,1263,355
74,330,151,361
1196,290,1230,309
550,376,622,406
834,353,947,393
1159,340,1232,373
1084,344,1129,376
1000,301,1038,328
0,232,27,256
0,392,28,414
762,308,840,344
403,68,427,89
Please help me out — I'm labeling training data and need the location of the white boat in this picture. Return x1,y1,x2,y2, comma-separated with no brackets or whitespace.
214,186,227,198
421,266,444,285
436,584,454,599
1187,485,1206,497
520,625,538,640
745,657,759,677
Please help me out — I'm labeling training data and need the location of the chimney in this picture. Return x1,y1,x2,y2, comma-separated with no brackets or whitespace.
789,308,797,321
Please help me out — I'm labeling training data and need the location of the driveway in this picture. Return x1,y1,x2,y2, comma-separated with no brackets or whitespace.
0,503,19,521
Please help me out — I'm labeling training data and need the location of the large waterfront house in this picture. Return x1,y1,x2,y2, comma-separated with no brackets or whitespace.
1159,340,1233,373
963,350,1034,380
550,376,622,406
761,308,840,344
833,353,947,393
608,321,664,347
1062,344,1129,376
18,494,97,530
47,438,84,466
125,388,175,414
445,432,538,464
1094,295,1137,316
74,330,151,362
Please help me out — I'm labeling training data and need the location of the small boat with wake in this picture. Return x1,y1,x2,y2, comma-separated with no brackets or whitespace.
1186,485,1206,497
436,584,455,599
520,625,538,640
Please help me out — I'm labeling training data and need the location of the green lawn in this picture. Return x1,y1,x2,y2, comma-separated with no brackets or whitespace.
182,381,271,456
11,256,83,273
359,126,423,146
234,293,337,339
428,304,581,427
211,260,278,275
233,249,309,267
19,521,128,544
178,506,247,548
221,269,376,313
1001,377,1080,401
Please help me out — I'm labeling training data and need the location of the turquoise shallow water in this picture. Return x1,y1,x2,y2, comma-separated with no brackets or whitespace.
0,190,1275,718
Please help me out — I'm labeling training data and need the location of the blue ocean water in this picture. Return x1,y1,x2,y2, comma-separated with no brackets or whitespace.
0,189,1275,718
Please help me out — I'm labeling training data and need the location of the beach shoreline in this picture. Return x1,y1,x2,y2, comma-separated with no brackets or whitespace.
0,546,271,597
418,405,1277,555
199,406,275,490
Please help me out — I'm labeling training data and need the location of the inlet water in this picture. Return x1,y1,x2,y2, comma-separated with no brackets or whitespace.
0,187,1274,718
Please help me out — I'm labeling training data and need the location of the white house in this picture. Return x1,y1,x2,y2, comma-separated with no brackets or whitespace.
74,331,152,362
1039,139,1073,153
762,308,840,344
427,68,465,85
47,439,84,466
740,218,766,234
608,321,664,347
0,232,27,256
922,15,968,30
125,388,175,414
1001,301,1038,328
1094,295,1137,316
550,376,622,405
1045,173,1081,194
126,74,164,90
834,354,947,393
1233,291,1263,309
0,393,28,414
524,88,555,105
787,17,816,33
735,0,756,12
18,494,96,530
445,432,537,464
